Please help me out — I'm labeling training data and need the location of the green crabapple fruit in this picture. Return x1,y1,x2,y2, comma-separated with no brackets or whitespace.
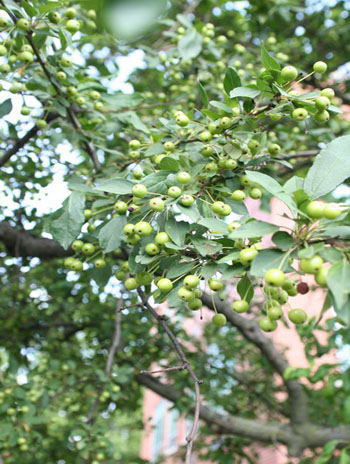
268,143,281,156
132,184,147,198
188,299,202,310
321,88,335,99
232,190,246,201
208,278,223,291
95,258,106,268
315,96,330,110
177,172,191,184
264,269,285,287
314,110,329,123
17,18,31,30
65,19,80,33
155,232,170,245
164,141,175,152
149,198,165,212
292,108,308,121
239,247,258,266
129,139,140,150
259,317,277,332
249,188,262,200
323,203,342,219
267,306,283,320
61,57,72,67
82,243,95,255
313,61,327,73
212,313,227,327
157,278,173,292
180,194,194,206
315,266,328,287
123,224,135,236
178,287,195,301
114,201,128,214
184,275,200,288
281,65,298,82
71,240,84,251
225,159,238,170
199,131,213,142
306,201,325,219
124,278,138,291
232,300,249,313
134,222,153,236
288,308,307,324
228,222,241,232
145,243,160,256
168,186,182,198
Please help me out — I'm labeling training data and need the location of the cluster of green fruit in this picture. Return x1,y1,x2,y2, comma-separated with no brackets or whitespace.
64,240,106,271
279,62,336,124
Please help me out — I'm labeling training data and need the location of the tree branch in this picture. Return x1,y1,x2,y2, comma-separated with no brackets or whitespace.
0,221,71,259
136,373,350,455
201,293,309,427
0,112,59,168
137,288,201,464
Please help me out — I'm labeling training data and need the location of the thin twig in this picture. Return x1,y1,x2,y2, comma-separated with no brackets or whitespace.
87,300,123,424
140,364,186,375
137,288,201,464
280,150,318,160
105,301,123,376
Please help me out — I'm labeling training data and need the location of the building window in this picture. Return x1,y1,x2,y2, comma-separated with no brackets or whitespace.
167,407,179,453
152,400,166,462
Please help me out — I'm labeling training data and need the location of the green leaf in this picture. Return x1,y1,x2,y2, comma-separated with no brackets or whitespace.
221,263,245,279
167,261,196,279
117,111,150,134
246,170,297,213
178,28,202,61
94,177,133,195
197,80,208,108
164,215,190,246
177,203,201,222
198,218,227,234
304,135,350,199
272,231,294,250
260,41,280,71
91,262,112,288
159,157,179,171
326,260,350,310
0,99,12,118
22,0,37,16
38,2,62,14
237,276,254,303
145,142,164,157
314,440,340,464
209,100,233,114
344,396,350,423
50,192,85,250
320,226,350,239
229,220,279,239
99,216,127,253
191,237,222,257
283,366,311,380
223,67,241,95
250,249,293,277
340,449,350,464
142,171,171,194
230,87,261,99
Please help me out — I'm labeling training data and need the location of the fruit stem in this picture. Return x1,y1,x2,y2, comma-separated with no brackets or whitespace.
91,205,114,216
